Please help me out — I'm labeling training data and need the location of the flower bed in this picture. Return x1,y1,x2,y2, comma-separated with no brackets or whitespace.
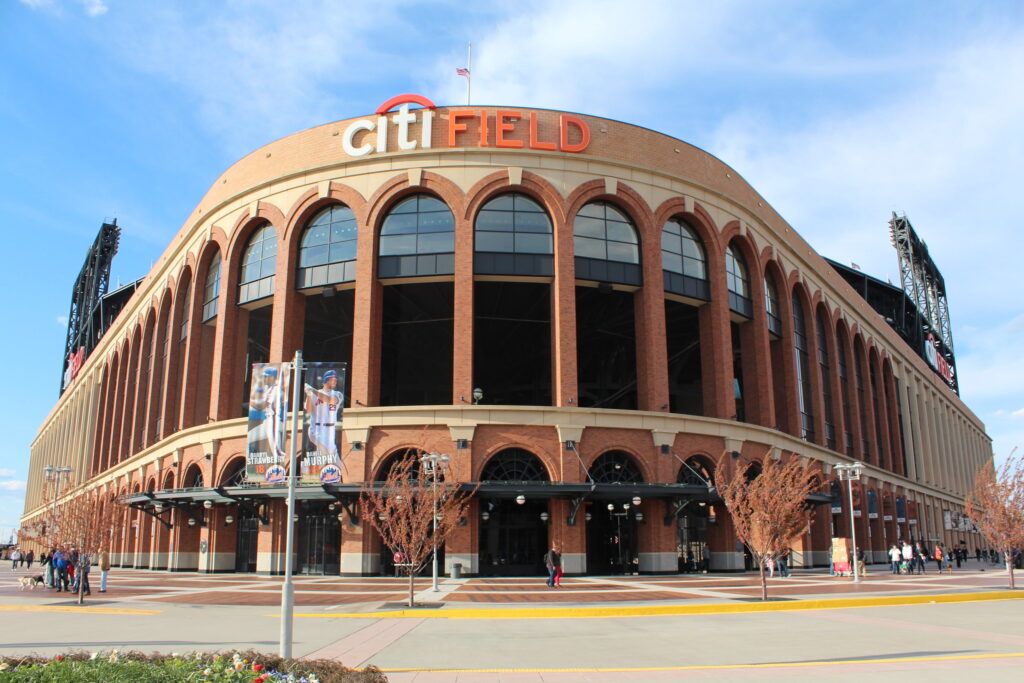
0,650,387,682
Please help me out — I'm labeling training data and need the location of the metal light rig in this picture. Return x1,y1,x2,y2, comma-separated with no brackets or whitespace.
888,212,958,393
60,220,120,394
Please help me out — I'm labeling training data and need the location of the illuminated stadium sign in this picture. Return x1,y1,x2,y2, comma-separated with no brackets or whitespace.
342,94,591,157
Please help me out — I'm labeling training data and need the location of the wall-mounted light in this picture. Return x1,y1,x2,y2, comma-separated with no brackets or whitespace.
187,517,197,527
540,511,550,522
632,497,642,506
203,500,213,509
481,511,490,522
585,512,592,522
224,515,234,526
635,512,644,522
660,445,671,455
456,439,469,450
516,495,526,505
564,440,576,451
351,441,363,451
607,503,614,511
378,512,387,521
472,387,483,404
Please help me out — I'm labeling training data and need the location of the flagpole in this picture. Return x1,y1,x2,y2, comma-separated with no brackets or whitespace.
466,42,472,106
280,350,302,659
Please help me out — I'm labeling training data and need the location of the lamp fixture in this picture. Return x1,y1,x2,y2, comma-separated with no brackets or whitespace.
187,517,197,527
472,387,483,404
203,500,213,509
351,441,363,451
635,512,644,522
585,512,592,522
631,497,642,506
481,511,490,522
607,503,615,511
540,511,550,522
224,515,234,525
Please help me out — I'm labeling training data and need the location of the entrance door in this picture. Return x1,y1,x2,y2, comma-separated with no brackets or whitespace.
586,502,639,574
677,512,709,572
235,513,259,573
478,498,548,576
298,512,340,575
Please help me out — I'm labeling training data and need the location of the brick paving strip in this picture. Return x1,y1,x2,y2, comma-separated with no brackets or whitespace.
302,617,426,664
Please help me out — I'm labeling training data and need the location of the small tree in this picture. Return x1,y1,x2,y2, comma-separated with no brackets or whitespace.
716,451,819,600
360,451,475,607
965,449,1024,590
54,491,119,604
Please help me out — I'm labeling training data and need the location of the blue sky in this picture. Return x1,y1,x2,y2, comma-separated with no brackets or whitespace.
2,0,1023,540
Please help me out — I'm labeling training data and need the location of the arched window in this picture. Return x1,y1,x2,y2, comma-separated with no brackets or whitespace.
836,328,854,453
297,205,358,288
184,465,204,489
817,313,836,450
201,252,221,321
573,202,642,286
378,194,455,278
374,449,422,481
475,193,553,276
764,274,781,336
588,451,644,484
239,225,278,304
793,295,815,442
867,489,878,519
725,245,751,317
677,458,714,487
661,218,708,300
219,457,248,487
479,448,550,482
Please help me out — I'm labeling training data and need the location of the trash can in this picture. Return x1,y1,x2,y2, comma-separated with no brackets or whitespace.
451,563,463,579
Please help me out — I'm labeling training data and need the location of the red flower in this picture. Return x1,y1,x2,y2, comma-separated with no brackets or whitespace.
55,656,64,661
253,664,264,672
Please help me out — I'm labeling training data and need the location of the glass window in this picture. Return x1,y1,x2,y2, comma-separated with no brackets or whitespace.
201,252,221,322
817,313,836,450
793,296,815,442
297,205,358,288
380,194,454,256
725,245,748,298
661,218,707,280
475,193,553,254
239,224,277,287
765,275,781,336
572,202,639,264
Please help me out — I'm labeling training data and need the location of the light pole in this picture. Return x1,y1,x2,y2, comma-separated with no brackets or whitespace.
420,451,450,592
834,461,864,582
43,466,73,547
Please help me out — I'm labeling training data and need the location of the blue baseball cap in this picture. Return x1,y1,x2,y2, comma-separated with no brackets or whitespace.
262,366,278,377
323,370,338,381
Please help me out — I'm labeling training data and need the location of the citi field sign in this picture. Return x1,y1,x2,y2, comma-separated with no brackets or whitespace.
341,94,591,158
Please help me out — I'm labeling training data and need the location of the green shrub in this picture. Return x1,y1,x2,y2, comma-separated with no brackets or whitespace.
0,650,386,682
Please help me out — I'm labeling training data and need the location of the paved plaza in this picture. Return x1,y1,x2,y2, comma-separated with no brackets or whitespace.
1,562,1022,681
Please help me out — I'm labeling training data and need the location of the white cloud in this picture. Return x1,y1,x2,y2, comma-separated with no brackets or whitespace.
79,0,107,17
1013,408,1024,419
0,481,26,493
56,316,68,327
0,469,14,477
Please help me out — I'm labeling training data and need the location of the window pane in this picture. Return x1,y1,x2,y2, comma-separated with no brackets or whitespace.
477,210,515,232
604,204,630,224
419,211,455,232
389,197,417,214
485,195,515,211
417,196,448,213
329,241,356,263
380,234,417,256
574,236,606,259
477,232,514,252
684,256,706,280
574,216,605,238
330,221,356,242
514,211,551,233
607,241,639,264
302,225,330,247
577,202,604,219
382,213,418,235
662,231,680,254
514,233,552,254
662,251,683,273
606,221,637,244
417,231,454,253
300,244,329,268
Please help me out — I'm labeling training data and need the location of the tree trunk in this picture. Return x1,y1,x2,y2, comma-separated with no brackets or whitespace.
408,569,416,607
1006,552,1015,590
759,559,768,601
77,567,85,605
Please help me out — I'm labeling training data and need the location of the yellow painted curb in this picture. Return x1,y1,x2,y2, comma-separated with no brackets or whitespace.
279,590,1024,619
381,651,1024,673
0,604,161,615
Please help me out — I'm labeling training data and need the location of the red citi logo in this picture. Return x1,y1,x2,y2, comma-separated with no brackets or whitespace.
342,94,590,157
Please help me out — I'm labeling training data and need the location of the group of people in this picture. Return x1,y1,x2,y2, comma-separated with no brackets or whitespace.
544,545,563,588
6,546,111,594
6,547,34,569
763,549,792,578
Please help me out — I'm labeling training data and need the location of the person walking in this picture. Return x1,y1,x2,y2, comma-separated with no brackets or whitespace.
52,548,68,592
41,551,52,587
544,545,561,588
99,549,110,592
75,550,91,596
933,543,944,571
10,548,20,570
889,544,901,574
914,542,927,574
901,541,914,575
25,549,34,570
778,548,790,578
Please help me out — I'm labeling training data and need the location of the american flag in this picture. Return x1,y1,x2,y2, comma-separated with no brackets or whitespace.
456,67,470,78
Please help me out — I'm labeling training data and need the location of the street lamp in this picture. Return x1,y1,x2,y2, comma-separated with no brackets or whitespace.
833,461,864,583
43,466,73,545
420,451,451,592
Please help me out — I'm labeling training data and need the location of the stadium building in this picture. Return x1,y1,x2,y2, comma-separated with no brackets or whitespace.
22,95,991,576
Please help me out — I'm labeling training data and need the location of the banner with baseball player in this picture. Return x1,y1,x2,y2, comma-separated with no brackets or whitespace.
245,362,291,484
300,362,348,484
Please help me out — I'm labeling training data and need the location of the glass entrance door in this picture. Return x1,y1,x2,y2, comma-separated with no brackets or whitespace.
235,513,259,573
677,512,709,572
478,498,548,576
298,510,340,575
586,501,639,575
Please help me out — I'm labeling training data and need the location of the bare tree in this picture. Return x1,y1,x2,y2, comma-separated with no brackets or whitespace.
54,491,120,604
716,451,819,601
360,451,475,607
965,449,1024,590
